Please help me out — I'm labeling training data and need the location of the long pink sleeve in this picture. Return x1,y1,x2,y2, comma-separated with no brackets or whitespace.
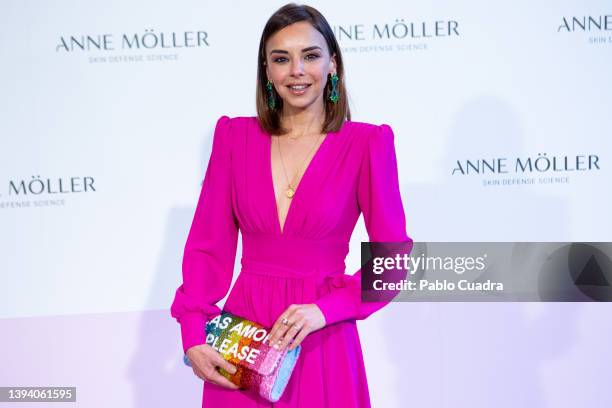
170,115,239,354
314,123,412,326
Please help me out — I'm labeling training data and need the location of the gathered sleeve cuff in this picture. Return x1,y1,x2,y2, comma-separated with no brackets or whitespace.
170,116,239,354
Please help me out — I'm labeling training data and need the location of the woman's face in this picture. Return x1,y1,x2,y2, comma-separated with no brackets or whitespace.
265,21,337,114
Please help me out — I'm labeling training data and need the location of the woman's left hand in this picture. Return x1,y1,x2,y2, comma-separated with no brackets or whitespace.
268,304,326,351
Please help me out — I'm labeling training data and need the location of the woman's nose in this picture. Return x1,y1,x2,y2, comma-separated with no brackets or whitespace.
290,58,304,76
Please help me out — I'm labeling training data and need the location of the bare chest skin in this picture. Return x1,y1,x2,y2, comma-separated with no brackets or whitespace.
270,133,327,233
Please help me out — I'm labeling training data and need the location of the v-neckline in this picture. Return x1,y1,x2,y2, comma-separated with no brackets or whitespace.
267,129,333,236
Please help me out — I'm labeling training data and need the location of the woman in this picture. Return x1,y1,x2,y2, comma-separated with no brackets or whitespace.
171,3,411,407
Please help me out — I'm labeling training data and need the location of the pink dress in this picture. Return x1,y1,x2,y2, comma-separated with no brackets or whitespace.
171,115,410,407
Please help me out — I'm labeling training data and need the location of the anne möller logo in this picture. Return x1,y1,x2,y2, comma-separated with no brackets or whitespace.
334,18,460,54
557,14,612,45
557,15,612,32
451,153,601,187
55,28,210,52
334,19,459,41
0,176,96,209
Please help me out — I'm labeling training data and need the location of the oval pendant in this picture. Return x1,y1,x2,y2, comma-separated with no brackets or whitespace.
286,187,295,198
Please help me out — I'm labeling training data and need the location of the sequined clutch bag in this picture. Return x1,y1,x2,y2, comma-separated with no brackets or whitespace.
183,311,301,402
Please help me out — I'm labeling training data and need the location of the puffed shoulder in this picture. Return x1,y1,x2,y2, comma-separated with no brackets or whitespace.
354,122,396,159
214,115,231,130
347,120,395,144
215,115,256,125
208,115,235,160
371,123,395,142
364,122,396,159
212,115,255,137
212,115,233,138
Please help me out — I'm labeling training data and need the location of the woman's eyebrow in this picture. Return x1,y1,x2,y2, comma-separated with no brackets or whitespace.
269,46,322,55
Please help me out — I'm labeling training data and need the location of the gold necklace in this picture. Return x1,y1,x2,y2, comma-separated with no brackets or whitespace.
277,132,324,199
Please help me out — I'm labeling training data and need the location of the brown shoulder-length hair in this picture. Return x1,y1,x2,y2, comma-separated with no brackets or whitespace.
256,3,351,135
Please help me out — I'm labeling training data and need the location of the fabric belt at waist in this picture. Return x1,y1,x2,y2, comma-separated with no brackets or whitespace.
240,233,348,279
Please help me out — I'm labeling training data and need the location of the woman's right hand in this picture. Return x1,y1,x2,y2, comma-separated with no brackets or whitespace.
186,344,239,390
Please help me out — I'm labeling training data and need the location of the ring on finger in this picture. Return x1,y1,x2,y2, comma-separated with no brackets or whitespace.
281,317,290,325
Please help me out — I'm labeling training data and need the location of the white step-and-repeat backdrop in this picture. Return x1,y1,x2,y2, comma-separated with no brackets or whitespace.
1,1,611,407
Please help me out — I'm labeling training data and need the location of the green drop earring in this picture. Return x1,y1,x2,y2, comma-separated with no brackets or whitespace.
266,80,276,110
328,73,339,103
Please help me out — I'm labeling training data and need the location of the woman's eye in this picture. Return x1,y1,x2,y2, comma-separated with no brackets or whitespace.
273,54,320,63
